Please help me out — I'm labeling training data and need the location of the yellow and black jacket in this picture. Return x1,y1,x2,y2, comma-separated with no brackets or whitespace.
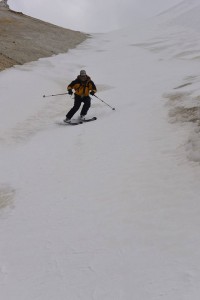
67,75,97,97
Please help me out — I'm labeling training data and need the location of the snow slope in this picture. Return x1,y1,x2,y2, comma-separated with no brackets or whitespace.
1,1,200,299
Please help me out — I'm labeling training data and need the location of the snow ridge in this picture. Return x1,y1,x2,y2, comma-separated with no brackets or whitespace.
158,0,200,19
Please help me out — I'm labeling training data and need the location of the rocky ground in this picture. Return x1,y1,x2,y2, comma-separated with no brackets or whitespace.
0,2,88,71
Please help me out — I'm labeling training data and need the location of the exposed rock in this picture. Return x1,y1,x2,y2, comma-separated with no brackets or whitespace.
0,0,9,8
0,5,88,71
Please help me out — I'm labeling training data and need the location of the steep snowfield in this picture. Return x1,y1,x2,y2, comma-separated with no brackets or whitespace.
1,1,200,299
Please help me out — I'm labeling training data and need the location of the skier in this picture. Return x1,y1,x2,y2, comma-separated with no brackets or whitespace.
64,70,97,123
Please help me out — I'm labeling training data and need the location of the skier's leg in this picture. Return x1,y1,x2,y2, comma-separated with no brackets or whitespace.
66,95,82,119
80,96,91,116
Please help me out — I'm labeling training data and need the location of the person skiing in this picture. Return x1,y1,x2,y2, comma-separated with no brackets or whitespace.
64,70,97,123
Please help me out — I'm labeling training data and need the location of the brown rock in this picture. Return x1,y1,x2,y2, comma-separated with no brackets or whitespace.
0,4,88,71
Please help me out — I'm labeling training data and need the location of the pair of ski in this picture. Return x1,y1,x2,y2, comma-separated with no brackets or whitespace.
63,116,97,126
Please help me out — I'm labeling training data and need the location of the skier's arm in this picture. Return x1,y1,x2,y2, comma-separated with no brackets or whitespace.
67,80,75,90
67,79,79,95
90,81,97,96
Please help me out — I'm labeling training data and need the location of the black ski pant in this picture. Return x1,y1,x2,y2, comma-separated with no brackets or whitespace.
66,95,91,119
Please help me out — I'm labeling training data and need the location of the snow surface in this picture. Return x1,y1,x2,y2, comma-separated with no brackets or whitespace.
1,1,200,299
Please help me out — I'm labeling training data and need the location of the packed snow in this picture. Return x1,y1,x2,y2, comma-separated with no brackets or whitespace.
1,1,200,299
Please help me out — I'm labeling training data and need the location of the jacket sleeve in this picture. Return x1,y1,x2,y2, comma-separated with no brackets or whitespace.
67,79,78,90
90,80,97,92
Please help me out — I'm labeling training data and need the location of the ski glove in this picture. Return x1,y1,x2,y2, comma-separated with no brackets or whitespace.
68,89,73,95
90,91,95,96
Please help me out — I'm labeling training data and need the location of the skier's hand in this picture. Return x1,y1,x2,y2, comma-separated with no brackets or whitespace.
68,89,73,95
90,91,95,96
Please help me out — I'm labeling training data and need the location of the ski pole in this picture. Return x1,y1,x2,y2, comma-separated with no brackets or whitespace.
43,92,69,98
93,94,115,110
